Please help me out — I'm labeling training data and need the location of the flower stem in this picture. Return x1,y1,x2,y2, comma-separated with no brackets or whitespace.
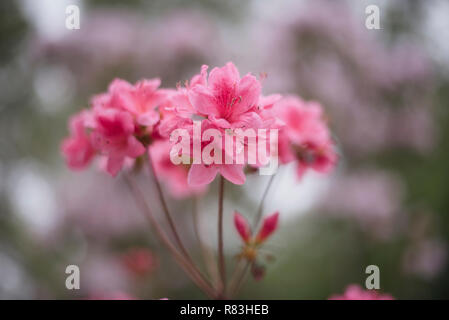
253,174,276,229
230,174,277,298
147,153,193,264
124,174,216,298
217,176,226,297
192,197,220,288
229,260,250,297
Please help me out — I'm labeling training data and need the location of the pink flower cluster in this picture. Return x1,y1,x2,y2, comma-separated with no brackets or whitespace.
62,62,337,196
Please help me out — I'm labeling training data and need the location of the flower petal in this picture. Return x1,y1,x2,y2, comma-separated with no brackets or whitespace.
219,164,246,185
188,164,218,186
188,85,220,117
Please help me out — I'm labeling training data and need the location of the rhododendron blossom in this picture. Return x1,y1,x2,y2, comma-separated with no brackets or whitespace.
188,62,263,129
61,61,338,299
275,96,337,178
91,108,145,176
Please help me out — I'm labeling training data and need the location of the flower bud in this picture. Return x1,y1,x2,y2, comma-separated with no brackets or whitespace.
255,211,279,243
234,211,252,243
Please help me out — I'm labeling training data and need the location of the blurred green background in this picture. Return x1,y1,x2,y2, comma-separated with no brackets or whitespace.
0,0,448,299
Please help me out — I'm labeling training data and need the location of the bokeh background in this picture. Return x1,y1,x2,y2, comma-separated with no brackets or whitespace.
1,0,449,299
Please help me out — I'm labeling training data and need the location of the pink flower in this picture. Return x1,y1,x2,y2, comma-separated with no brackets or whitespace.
157,66,207,137
329,285,394,300
255,211,279,244
188,62,263,129
92,78,168,128
61,110,95,170
183,119,247,186
275,96,337,178
234,211,252,243
149,140,207,198
91,108,145,176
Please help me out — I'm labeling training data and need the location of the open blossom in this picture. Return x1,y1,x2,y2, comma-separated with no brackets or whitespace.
189,62,262,129
159,62,279,187
91,108,145,176
329,285,394,300
61,110,95,170
275,96,337,178
106,78,168,127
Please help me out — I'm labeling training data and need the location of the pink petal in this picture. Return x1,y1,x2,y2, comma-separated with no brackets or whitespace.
234,211,252,243
126,136,146,158
208,62,240,90
106,156,125,176
231,111,263,129
256,211,279,243
137,111,160,126
234,74,261,115
188,164,218,186
188,85,219,117
219,164,246,185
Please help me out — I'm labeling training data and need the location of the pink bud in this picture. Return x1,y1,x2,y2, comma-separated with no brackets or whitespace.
256,211,279,243
234,211,252,243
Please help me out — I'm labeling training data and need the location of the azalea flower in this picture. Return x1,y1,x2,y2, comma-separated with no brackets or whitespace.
108,78,168,126
275,96,337,178
61,110,95,170
160,63,278,186
329,284,394,300
188,62,263,129
91,108,145,176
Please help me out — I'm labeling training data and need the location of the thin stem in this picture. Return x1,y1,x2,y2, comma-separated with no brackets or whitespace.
217,176,226,297
124,174,216,298
147,153,191,262
192,196,220,288
229,174,277,297
229,260,250,298
253,174,276,230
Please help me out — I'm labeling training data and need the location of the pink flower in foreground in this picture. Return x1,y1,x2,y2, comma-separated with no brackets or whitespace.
91,108,145,176
329,285,394,300
275,96,337,178
61,110,95,170
159,63,278,187
188,62,263,129
184,119,247,186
